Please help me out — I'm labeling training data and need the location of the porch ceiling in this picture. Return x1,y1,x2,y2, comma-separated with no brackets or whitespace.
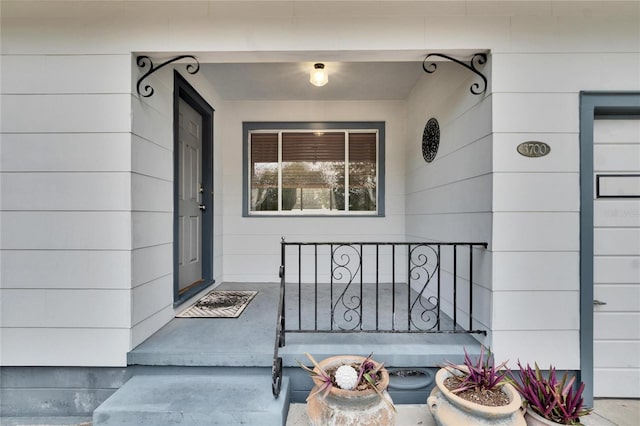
144,48,482,101
199,61,424,101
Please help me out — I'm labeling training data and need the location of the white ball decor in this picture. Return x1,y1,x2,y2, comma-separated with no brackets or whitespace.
335,365,359,390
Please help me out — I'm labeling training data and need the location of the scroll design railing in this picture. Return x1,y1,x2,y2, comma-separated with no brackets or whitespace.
272,239,488,398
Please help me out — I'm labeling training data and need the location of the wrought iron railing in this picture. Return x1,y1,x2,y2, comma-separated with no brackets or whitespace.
271,239,488,397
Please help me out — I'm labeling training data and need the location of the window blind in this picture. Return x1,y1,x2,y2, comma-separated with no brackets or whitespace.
349,133,377,162
282,132,345,162
251,133,278,163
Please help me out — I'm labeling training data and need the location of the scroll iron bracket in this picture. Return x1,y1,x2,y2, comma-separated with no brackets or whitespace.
422,53,488,96
136,55,200,98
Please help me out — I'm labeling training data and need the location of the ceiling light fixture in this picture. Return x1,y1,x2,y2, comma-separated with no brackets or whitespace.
310,63,328,87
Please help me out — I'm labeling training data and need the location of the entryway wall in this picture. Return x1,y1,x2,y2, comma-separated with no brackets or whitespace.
130,61,225,349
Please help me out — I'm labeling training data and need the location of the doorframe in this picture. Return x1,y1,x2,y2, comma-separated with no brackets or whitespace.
579,91,640,404
173,71,215,305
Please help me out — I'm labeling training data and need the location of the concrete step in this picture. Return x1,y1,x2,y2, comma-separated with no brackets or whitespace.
93,374,290,426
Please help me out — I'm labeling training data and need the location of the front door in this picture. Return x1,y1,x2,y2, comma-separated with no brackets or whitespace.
592,117,640,397
178,97,203,293
174,71,214,304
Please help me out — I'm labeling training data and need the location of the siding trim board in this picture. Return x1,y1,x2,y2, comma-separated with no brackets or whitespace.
579,91,640,405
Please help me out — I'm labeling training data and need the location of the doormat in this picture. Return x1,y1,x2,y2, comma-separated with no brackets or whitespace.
176,290,258,318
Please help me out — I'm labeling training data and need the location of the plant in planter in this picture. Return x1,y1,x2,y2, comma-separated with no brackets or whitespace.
428,347,526,426
299,352,396,426
508,361,592,425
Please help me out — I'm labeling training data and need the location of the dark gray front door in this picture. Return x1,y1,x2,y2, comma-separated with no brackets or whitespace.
178,98,204,293
174,71,215,304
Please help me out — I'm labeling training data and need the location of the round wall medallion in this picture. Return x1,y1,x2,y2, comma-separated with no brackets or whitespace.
422,118,440,163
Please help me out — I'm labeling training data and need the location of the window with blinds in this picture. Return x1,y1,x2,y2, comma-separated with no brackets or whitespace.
249,129,378,214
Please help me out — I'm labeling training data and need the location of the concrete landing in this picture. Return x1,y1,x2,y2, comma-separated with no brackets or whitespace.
92,374,290,426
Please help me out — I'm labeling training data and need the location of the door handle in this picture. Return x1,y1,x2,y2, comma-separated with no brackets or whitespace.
198,204,206,211
593,299,607,306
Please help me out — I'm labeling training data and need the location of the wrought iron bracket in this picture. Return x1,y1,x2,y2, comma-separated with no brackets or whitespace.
422,53,488,95
136,55,200,98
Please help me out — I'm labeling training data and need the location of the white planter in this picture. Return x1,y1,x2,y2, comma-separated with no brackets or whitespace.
428,367,526,426
306,355,395,426
524,407,586,426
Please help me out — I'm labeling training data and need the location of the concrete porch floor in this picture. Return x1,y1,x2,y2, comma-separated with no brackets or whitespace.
128,281,483,368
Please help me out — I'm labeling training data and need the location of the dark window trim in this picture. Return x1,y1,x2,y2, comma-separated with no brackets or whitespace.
242,121,386,217
579,91,640,405
173,71,216,306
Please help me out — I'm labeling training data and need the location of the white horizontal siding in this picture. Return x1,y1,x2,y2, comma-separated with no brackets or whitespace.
595,200,640,227
132,212,172,249
509,15,639,53
1,94,131,133
493,330,580,369
1,211,132,250
1,172,131,211
0,289,130,328
131,173,172,212
594,229,640,255
131,306,175,349
0,133,131,172
594,313,640,340
0,250,131,290
492,291,579,331
131,275,173,326
132,244,173,288
406,175,492,215
487,49,612,365
132,135,173,180
594,341,640,369
492,251,579,292
0,328,130,367
593,368,640,398
595,144,640,171
492,212,579,252
493,93,579,134
405,213,492,245
594,118,640,143
493,173,579,212
405,137,492,194
0,53,135,366
492,53,640,92
594,284,640,312
1,54,131,94
594,256,640,284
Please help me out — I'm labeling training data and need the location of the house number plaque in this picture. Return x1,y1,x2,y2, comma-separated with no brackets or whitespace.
517,141,550,158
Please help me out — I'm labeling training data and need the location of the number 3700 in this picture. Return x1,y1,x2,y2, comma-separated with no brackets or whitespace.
517,141,550,158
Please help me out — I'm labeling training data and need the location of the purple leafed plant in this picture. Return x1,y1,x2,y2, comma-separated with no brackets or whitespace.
508,361,592,425
443,346,509,393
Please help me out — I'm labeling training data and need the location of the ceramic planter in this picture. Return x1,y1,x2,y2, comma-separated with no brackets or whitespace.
524,407,585,426
428,367,526,426
306,355,395,426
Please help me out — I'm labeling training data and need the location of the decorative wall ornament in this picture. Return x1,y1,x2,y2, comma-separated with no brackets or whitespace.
423,53,488,95
136,55,200,98
422,118,440,163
